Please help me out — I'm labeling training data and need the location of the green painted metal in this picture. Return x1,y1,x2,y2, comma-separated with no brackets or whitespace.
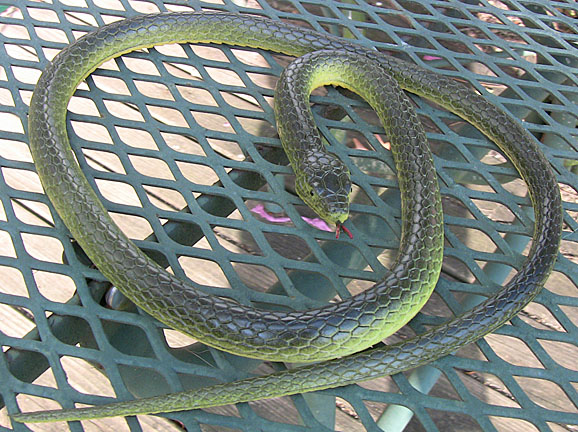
0,0,576,431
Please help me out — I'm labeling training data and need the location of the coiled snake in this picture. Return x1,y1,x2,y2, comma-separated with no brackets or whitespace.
12,11,562,423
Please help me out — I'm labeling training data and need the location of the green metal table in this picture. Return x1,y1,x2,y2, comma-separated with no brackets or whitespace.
0,0,576,431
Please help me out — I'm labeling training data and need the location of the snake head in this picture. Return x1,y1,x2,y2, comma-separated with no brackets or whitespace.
295,150,352,225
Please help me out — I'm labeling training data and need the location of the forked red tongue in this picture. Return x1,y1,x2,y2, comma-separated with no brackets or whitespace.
335,222,353,239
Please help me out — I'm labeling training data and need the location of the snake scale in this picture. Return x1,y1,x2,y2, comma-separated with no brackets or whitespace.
12,11,562,423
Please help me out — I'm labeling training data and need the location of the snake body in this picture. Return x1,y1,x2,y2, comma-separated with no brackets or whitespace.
12,12,561,423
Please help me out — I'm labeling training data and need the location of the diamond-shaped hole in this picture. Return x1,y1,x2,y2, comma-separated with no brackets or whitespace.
33,270,75,303
232,262,279,292
14,394,62,420
11,66,41,86
379,11,414,28
118,364,168,398
418,292,454,318
352,155,395,178
323,240,372,271
514,376,577,413
442,196,476,220
122,56,159,76
249,396,303,426
104,99,144,122
213,226,263,256
458,370,520,408
208,137,245,161
350,182,375,206
537,339,578,371
519,302,566,332
359,372,399,393
230,168,267,190
231,48,269,67
0,230,16,258
163,328,196,349
489,416,540,432
95,178,142,207
50,313,95,346
426,408,483,431
191,111,234,133
480,148,509,166
92,75,130,96
544,270,577,297
35,26,67,43
500,177,528,198
70,117,112,144
0,265,27,297
475,260,518,285
335,396,363,425
237,115,275,136
203,194,238,218
83,149,125,174
222,91,263,112
21,232,64,264
471,198,516,223
147,104,188,128
11,198,53,228
445,168,496,192
163,59,201,81
267,232,311,260
469,60,498,76
2,167,43,193
143,185,186,211
447,225,500,253
116,126,158,150
357,215,399,252
191,45,229,63
68,94,100,115
125,0,160,13
560,305,578,328
0,305,33,340
298,2,334,18
246,71,277,91
129,154,175,180
162,218,202,247
26,356,57,390
0,138,32,162
442,254,476,283
178,256,230,289
177,85,217,106
101,320,155,358
176,160,220,186
206,66,243,87
60,356,115,398
134,79,173,101
110,212,153,241
455,337,488,361
286,269,337,301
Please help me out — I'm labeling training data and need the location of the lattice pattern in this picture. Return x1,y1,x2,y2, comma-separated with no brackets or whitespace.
0,0,576,431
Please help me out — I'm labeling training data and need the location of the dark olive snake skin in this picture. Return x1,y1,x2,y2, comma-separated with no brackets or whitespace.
12,12,562,423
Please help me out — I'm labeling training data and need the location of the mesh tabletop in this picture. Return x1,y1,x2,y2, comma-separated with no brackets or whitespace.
0,0,577,431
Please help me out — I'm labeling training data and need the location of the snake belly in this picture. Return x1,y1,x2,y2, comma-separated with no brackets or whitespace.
12,12,562,423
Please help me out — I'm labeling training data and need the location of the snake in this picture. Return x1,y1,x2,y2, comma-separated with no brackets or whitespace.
12,11,562,423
